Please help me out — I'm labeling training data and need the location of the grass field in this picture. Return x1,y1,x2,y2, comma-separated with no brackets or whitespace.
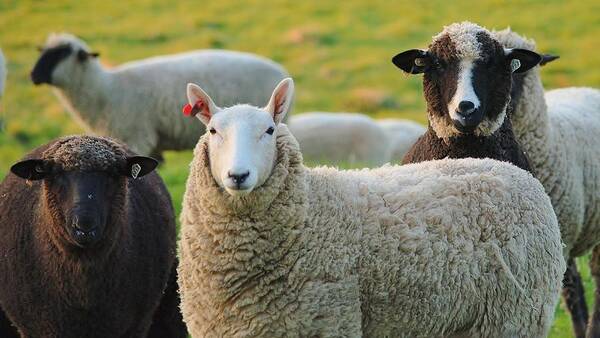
0,1,599,336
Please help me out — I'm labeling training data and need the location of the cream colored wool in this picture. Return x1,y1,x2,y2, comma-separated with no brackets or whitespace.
494,28,600,257
179,125,565,338
42,34,289,157
287,112,391,166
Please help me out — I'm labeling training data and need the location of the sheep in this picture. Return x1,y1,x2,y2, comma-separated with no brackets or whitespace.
30,33,289,160
494,27,600,338
177,78,565,337
287,112,391,166
392,22,549,172
0,135,185,338
375,118,425,161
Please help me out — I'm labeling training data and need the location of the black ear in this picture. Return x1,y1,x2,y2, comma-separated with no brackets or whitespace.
539,54,559,66
392,49,430,74
122,156,158,179
506,48,543,73
10,159,49,180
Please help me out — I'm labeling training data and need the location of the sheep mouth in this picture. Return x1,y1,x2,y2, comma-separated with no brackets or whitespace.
71,227,101,247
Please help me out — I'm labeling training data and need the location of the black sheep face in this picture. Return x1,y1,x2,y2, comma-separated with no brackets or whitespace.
10,156,157,249
31,34,99,86
392,22,542,138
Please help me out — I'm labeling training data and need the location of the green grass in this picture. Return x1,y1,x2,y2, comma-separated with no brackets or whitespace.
0,1,599,336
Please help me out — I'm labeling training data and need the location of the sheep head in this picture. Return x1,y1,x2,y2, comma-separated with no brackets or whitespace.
186,78,294,196
392,21,543,138
10,136,157,249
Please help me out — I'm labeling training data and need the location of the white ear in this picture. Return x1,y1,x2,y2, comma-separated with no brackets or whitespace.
186,83,221,125
264,78,294,124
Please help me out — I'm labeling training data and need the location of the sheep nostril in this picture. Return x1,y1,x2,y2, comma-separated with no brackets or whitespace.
457,101,476,116
228,171,250,185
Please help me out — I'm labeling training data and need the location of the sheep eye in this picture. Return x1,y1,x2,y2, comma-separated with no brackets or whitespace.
209,128,216,135
266,127,275,135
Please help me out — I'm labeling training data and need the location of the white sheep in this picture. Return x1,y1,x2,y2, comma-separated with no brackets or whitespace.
177,78,565,337
494,28,600,338
376,118,425,161
30,33,289,160
287,112,391,166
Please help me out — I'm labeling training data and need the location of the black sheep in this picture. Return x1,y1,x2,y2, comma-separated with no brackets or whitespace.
0,135,186,338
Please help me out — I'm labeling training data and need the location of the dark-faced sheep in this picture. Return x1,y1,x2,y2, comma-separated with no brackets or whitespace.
392,22,556,171
0,136,185,338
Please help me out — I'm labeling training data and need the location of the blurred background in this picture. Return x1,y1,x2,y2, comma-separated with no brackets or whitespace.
0,1,598,336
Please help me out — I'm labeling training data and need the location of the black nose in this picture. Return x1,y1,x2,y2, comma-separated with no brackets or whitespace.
228,171,250,185
456,101,476,116
72,215,97,232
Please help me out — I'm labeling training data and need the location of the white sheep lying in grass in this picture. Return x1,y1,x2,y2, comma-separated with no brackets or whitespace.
495,28,600,338
376,118,425,161
287,112,391,166
178,78,565,337
30,33,289,160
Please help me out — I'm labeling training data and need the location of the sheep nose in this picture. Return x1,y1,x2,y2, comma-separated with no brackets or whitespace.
228,171,250,185
456,101,476,116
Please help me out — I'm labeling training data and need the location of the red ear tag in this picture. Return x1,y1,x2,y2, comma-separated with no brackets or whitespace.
182,101,204,117
182,103,193,116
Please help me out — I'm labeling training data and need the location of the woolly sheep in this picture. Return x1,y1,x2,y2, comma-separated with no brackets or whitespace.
287,112,391,166
392,22,550,172
177,78,565,337
0,136,185,338
495,28,600,338
30,33,289,160
376,118,425,161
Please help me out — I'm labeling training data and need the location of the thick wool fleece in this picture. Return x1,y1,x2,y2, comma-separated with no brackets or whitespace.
495,28,600,257
179,126,565,338
41,34,289,158
0,137,181,338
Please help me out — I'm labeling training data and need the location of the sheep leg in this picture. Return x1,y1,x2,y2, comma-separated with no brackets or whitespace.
563,258,588,338
587,247,600,338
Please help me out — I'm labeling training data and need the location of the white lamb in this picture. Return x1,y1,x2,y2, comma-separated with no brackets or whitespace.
287,112,391,166
30,33,289,160
178,78,565,337
376,118,425,161
495,28,600,337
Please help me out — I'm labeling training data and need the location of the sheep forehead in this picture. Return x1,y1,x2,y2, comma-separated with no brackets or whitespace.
42,135,126,172
45,33,90,51
432,21,487,59
213,104,273,132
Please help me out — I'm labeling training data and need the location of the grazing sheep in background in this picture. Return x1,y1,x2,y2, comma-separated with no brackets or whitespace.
30,33,289,161
375,118,425,161
287,112,391,166
392,21,546,172
0,136,184,338
178,78,565,337
495,28,600,338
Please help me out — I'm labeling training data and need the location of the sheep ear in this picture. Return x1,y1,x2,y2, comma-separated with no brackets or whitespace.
539,54,559,66
264,78,294,124
186,83,220,125
10,159,48,180
122,156,158,179
392,49,430,74
76,50,99,62
505,48,542,73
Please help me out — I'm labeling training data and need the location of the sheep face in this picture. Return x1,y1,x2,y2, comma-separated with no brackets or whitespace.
31,34,99,86
186,78,294,196
10,154,157,248
392,22,542,138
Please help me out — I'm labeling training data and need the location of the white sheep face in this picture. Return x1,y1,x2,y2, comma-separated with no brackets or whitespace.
187,78,294,196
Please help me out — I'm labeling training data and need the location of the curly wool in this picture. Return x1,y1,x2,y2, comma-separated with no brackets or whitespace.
179,125,565,337
41,135,127,172
494,29,600,257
